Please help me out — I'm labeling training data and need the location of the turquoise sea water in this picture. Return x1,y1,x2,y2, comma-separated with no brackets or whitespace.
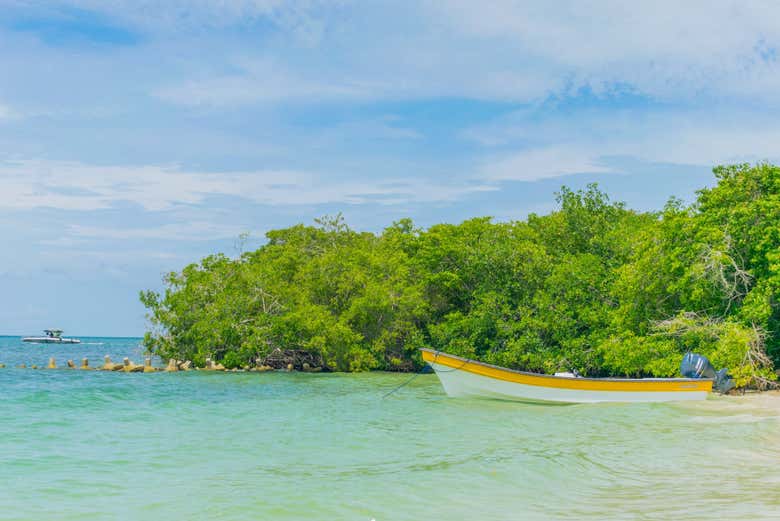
1,335,779,520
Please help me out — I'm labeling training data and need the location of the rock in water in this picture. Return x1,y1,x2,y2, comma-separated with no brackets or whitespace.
203,358,225,371
103,355,123,371
123,357,144,373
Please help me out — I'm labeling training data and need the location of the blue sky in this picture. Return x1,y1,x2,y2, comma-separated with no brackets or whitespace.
1,1,779,336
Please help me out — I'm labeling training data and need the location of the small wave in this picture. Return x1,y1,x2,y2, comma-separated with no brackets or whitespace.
691,413,780,424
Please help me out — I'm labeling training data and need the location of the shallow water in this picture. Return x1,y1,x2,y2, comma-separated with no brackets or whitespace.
1,336,778,520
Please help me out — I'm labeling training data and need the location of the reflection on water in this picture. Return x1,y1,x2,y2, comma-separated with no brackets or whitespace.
0,336,778,520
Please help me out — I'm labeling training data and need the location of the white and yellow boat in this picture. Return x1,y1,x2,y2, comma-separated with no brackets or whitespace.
421,349,712,404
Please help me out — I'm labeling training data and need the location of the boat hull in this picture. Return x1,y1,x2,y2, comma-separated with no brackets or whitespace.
422,349,711,404
22,338,81,344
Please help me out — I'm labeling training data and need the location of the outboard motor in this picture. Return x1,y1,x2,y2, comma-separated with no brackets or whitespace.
680,352,735,394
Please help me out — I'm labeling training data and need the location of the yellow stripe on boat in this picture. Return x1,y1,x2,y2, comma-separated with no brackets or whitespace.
421,349,712,397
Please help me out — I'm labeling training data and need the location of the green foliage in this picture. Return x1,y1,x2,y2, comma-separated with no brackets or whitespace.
141,165,780,387
650,313,775,388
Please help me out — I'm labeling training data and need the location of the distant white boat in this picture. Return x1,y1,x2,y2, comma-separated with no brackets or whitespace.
22,329,81,344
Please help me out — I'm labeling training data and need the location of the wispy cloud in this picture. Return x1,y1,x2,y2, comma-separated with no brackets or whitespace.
6,2,778,112
67,222,248,241
154,57,380,107
141,1,780,107
429,1,780,103
0,159,496,212
480,146,614,182
471,106,780,182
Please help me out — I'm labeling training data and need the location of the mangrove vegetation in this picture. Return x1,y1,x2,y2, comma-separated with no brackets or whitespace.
141,163,780,388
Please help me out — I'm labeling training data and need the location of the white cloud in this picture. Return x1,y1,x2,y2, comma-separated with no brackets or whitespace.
473,107,780,182
67,222,248,241
153,45,563,107
0,159,496,212
154,57,380,106
3,3,780,192
480,146,613,182
427,1,780,103
142,1,780,106
9,2,779,108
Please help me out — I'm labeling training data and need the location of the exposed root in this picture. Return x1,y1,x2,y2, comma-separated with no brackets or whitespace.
743,325,778,391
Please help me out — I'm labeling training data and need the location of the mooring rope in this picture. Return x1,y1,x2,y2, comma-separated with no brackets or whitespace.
381,371,425,399
381,350,470,398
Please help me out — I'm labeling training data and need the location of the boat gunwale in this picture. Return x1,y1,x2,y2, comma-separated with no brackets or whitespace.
420,348,711,384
